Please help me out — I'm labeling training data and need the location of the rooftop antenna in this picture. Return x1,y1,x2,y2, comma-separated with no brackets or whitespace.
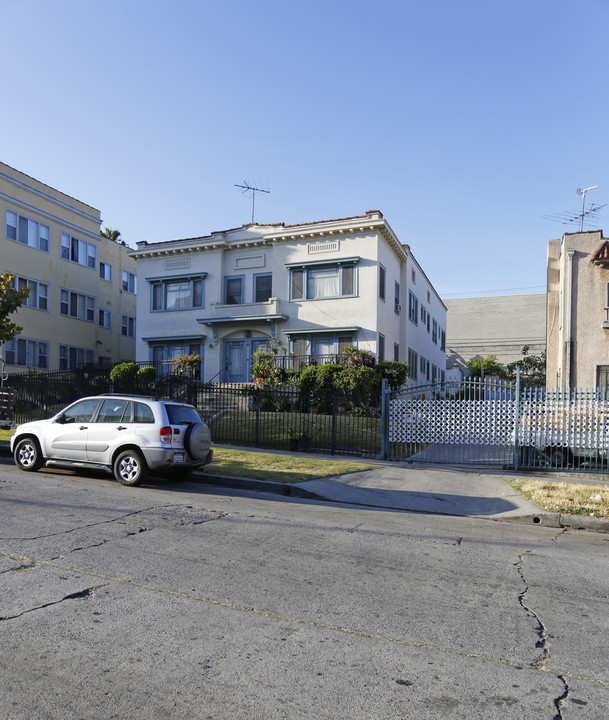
576,186,598,231
541,185,606,231
234,181,270,224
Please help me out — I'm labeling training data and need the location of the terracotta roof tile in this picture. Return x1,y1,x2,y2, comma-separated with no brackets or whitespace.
591,240,609,266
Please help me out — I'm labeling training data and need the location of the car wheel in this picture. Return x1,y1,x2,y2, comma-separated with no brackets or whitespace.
14,437,44,472
113,449,148,486
183,422,211,461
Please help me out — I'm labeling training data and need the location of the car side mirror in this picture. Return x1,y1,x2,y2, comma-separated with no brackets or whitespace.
54,415,66,425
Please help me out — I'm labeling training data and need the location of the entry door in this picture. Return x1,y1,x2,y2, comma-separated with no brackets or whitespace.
224,340,247,382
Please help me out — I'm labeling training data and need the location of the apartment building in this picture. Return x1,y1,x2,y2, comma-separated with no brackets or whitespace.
131,211,446,384
1,162,136,371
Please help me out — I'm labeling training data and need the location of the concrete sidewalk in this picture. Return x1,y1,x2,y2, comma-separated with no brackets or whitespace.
3,440,609,532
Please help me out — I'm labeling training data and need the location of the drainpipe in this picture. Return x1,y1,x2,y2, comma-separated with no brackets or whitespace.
565,249,575,390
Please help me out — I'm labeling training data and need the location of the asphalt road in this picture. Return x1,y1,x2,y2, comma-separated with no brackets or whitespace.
1,457,608,719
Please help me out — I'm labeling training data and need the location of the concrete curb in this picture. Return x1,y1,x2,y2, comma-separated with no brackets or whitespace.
496,512,609,534
3,440,609,533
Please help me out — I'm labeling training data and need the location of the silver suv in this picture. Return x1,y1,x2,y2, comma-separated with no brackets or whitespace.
11,394,213,486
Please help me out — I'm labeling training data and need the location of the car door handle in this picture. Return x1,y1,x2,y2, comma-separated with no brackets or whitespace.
79,426,88,430
117,426,128,431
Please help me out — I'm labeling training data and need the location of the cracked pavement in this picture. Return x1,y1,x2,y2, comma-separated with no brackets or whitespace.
1,460,609,718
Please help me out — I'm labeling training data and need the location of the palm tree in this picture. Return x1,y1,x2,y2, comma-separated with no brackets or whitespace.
100,227,122,242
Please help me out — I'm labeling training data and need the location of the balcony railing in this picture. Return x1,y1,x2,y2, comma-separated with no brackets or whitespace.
207,298,284,319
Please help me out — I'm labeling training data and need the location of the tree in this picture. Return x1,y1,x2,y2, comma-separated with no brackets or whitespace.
0,272,31,344
466,354,505,379
505,345,546,387
100,227,122,241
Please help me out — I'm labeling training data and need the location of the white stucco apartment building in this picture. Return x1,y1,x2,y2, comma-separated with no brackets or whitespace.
130,211,446,384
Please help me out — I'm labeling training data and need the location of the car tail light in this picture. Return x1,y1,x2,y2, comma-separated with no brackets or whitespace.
160,426,172,444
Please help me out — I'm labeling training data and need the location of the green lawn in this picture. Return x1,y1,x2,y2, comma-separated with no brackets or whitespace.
207,447,378,484
209,409,381,455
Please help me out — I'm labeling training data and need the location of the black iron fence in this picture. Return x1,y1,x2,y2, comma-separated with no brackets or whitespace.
6,370,382,457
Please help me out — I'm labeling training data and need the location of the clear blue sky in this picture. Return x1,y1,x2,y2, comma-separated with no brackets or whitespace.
4,0,609,298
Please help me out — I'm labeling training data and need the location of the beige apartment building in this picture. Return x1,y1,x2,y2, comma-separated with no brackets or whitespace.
1,162,136,371
547,230,609,390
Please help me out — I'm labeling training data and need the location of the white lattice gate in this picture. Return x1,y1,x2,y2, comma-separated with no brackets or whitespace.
385,379,609,471
386,380,517,465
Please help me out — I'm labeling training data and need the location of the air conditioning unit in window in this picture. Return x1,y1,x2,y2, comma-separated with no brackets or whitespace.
394,304,401,313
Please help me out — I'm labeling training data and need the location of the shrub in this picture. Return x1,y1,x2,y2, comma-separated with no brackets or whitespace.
298,364,342,413
110,362,139,391
136,365,157,386
375,360,408,390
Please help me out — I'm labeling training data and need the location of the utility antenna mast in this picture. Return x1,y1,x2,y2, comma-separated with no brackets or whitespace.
541,185,606,231
234,181,270,224
577,186,598,231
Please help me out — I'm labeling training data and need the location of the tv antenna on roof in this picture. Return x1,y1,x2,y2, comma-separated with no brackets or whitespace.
234,181,270,224
541,185,606,232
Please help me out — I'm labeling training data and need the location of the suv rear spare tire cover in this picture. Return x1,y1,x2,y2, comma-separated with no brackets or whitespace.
184,422,211,461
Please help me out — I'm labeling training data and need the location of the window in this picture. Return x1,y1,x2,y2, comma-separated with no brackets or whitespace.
598,366,609,391
427,290,431,303
99,262,112,282
290,263,356,301
432,364,438,383
427,313,430,333
151,276,204,311
224,276,244,305
420,305,427,325
4,337,48,369
379,265,386,300
420,356,426,375
408,348,418,379
411,268,416,284
14,275,48,311
408,291,418,324
61,232,97,269
60,289,95,322
254,273,272,303
59,345,95,369
394,343,399,362
122,270,137,294
432,319,438,344
378,333,385,362
394,282,400,313
121,314,136,338
440,329,446,352
6,210,49,252
151,342,202,379
99,309,112,328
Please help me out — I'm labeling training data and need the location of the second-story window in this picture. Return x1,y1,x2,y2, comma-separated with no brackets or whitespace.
379,265,386,300
61,232,97,269
6,210,50,252
290,263,356,301
408,291,418,324
432,319,438,344
60,289,95,322
224,276,244,305
151,277,204,311
394,282,400,313
14,275,48,311
254,273,272,302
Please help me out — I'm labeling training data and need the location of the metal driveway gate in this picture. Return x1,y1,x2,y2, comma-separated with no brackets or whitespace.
385,379,517,466
384,377,609,472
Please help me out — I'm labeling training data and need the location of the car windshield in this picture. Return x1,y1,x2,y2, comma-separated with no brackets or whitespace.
165,404,201,425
